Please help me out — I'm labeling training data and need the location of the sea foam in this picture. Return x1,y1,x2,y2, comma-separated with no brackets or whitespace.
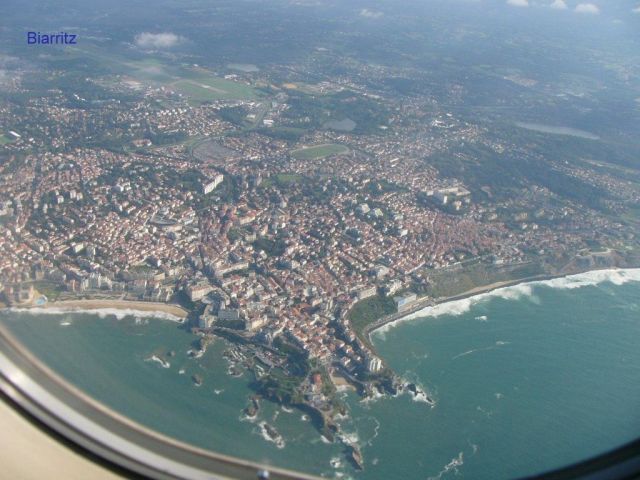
146,355,170,368
374,268,640,335
536,268,640,289
7,306,183,323
427,451,464,480
257,422,286,449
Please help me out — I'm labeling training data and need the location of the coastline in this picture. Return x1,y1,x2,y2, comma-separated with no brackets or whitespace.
9,299,188,322
365,266,640,340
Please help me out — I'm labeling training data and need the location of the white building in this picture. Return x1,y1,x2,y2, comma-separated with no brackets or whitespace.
367,355,383,373
394,292,417,312
356,203,370,215
202,174,225,194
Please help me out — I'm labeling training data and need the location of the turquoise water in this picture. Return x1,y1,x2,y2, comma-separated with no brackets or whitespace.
1,269,639,479
0,312,345,476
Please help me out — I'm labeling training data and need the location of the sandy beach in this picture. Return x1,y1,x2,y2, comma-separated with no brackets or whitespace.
329,372,356,390
40,299,188,319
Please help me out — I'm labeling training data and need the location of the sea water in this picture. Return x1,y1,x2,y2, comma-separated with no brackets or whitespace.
1,268,639,479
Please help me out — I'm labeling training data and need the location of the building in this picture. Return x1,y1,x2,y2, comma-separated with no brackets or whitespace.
214,261,249,277
186,282,213,302
245,315,266,331
5,284,35,305
384,279,403,296
202,174,224,195
218,308,240,321
394,292,417,312
371,265,390,279
356,285,377,301
356,203,370,215
366,354,383,373
88,273,112,290
431,186,471,211
369,208,383,218
198,305,216,329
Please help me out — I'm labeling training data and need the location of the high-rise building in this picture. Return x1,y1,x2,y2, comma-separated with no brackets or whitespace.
202,174,224,194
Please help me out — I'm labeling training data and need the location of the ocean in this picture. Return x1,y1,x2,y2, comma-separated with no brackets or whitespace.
1,268,639,480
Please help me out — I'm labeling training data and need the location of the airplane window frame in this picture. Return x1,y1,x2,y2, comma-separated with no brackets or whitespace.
0,322,316,480
1,322,639,480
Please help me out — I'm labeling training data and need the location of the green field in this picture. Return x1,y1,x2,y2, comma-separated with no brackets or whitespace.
258,173,306,189
171,77,258,103
274,173,304,184
33,281,66,301
0,135,13,145
67,46,259,103
131,67,174,83
348,294,396,342
290,144,349,160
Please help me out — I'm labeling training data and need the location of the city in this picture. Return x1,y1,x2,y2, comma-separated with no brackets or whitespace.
1,2,640,473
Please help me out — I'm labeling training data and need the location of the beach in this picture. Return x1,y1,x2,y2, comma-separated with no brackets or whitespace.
2,267,640,478
329,371,356,390
362,272,640,479
10,299,188,322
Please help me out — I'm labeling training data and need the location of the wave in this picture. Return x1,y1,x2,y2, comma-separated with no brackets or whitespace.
452,340,509,360
452,346,494,360
374,268,640,334
240,413,258,424
411,390,435,405
368,417,381,445
338,431,359,445
360,387,384,405
535,268,640,290
187,348,205,359
427,451,464,480
7,306,184,323
146,355,170,368
374,286,534,335
257,422,285,449
476,405,493,418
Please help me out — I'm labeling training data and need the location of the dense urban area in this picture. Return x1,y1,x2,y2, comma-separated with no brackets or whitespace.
2,2,640,468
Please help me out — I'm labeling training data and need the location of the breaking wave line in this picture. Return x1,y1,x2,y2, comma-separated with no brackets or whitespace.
7,306,183,323
374,268,640,335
